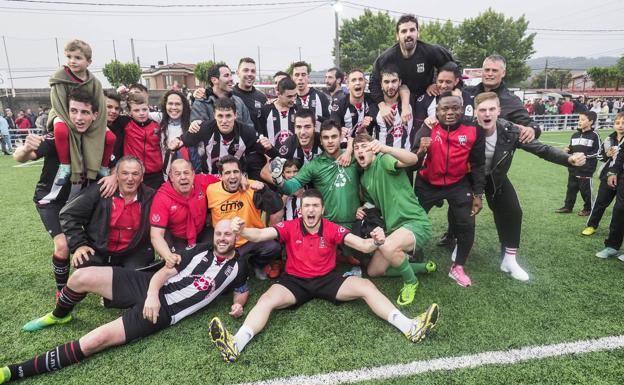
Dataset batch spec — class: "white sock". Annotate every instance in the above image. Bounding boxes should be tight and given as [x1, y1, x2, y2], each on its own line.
[387, 309, 412, 334]
[233, 325, 255, 352]
[503, 247, 518, 263]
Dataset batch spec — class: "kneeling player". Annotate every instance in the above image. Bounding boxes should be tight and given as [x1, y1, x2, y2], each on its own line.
[208, 189, 439, 363]
[0, 219, 248, 384]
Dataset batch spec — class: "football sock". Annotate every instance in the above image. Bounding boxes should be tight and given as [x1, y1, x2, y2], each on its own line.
[53, 286, 87, 318]
[52, 255, 70, 292]
[387, 309, 412, 334]
[7, 340, 85, 380]
[233, 325, 255, 353]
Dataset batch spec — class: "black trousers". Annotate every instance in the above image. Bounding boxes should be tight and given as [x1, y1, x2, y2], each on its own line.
[415, 177, 474, 266]
[605, 176, 624, 249]
[484, 175, 522, 249]
[446, 175, 523, 251]
[563, 170, 593, 211]
[587, 179, 617, 228]
[237, 239, 282, 268]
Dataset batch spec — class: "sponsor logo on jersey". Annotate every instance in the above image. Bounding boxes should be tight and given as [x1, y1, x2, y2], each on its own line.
[417, 63, 425, 73]
[220, 200, 244, 213]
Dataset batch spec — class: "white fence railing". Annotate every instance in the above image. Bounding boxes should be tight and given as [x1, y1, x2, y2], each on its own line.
[3, 128, 45, 148]
[532, 113, 619, 131]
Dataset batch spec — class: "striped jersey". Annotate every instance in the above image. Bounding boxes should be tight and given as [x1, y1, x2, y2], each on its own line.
[330, 93, 379, 139]
[295, 87, 330, 131]
[258, 103, 297, 146]
[163, 246, 248, 324]
[374, 102, 414, 150]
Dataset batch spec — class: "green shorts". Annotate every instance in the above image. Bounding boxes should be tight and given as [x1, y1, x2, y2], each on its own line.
[399, 220, 432, 254]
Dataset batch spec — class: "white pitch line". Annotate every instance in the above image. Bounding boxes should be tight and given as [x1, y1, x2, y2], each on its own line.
[237, 335, 624, 385]
[12, 159, 44, 167]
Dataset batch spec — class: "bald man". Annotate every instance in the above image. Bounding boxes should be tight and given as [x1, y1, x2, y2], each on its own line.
[4, 219, 248, 384]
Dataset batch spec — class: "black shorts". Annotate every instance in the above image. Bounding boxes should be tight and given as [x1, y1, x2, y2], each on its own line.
[74, 245, 156, 270]
[36, 202, 63, 238]
[109, 267, 171, 342]
[275, 271, 347, 306]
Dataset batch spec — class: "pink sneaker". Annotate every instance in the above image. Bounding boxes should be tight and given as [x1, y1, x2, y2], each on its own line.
[448, 264, 471, 287]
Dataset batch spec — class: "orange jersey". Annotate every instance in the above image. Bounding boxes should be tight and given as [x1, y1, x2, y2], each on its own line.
[207, 181, 265, 247]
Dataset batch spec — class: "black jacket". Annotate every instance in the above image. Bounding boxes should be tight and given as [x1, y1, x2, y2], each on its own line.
[468, 82, 541, 139]
[567, 129, 600, 177]
[59, 183, 155, 254]
[598, 132, 623, 180]
[486, 119, 570, 196]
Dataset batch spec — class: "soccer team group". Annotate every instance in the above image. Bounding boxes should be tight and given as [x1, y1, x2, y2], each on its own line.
[3, 13, 624, 383]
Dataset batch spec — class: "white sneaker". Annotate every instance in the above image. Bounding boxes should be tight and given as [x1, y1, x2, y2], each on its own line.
[596, 247, 619, 259]
[618, 255, 624, 262]
[500, 257, 529, 282]
[451, 245, 457, 262]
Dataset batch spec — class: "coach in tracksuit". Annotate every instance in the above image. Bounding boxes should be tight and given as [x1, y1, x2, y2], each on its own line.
[556, 111, 600, 216]
[412, 92, 485, 287]
[474, 92, 586, 281]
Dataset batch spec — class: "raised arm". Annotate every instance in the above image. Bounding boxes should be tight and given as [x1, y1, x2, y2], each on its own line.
[231, 216, 279, 243]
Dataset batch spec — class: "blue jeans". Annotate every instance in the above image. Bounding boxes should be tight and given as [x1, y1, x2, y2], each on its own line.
[1, 133, 11, 153]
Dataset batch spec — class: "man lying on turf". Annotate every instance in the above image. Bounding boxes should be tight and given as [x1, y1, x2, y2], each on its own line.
[0, 219, 248, 384]
[209, 188, 439, 363]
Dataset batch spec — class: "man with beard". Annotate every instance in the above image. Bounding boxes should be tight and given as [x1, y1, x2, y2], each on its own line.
[233, 57, 267, 128]
[412, 92, 485, 287]
[207, 155, 283, 279]
[262, 110, 324, 167]
[369, 14, 455, 127]
[191, 63, 253, 130]
[374, 66, 414, 150]
[2, 220, 248, 383]
[257, 77, 298, 147]
[208, 190, 440, 363]
[291, 61, 330, 130]
[324, 67, 346, 109]
[330, 69, 379, 141]
[413, 62, 474, 128]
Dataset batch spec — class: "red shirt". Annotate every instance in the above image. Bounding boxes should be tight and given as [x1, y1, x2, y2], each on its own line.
[150, 174, 220, 245]
[123, 119, 163, 174]
[418, 122, 478, 187]
[560, 101, 574, 115]
[107, 195, 141, 253]
[273, 218, 349, 278]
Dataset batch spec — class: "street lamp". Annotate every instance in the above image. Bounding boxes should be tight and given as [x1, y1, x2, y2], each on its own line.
[333, 1, 341, 67]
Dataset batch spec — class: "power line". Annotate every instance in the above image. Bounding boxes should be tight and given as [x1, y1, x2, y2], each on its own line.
[0, 0, 329, 7]
[342, 1, 624, 33]
[134, 4, 326, 42]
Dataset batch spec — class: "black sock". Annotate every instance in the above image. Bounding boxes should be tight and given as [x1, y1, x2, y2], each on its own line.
[8, 340, 85, 380]
[53, 286, 86, 318]
[52, 255, 70, 292]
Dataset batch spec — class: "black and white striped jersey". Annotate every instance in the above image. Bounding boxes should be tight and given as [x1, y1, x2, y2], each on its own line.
[258, 103, 297, 146]
[374, 102, 414, 150]
[272, 133, 323, 165]
[330, 93, 379, 138]
[295, 88, 330, 130]
[163, 246, 248, 325]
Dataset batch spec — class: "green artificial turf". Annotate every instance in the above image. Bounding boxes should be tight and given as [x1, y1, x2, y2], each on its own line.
[0, 129, 622, 384]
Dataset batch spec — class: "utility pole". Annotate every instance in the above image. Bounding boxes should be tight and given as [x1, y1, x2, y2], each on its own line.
[333, 1, 341, 67]
[130, 38, 136, 64]
[112, 40, 117, 61]
[544, 58, 548, 89]
[212, 44, 216, 62]
[54, 37, 61, 67]
[257, 46, 261, 82]
[298, 46, 302, 61]
[2, 36, 15, 97]
[165, 44, 169, 64]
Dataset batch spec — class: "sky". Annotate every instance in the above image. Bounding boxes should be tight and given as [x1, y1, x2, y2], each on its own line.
[0, 0, 622, 88]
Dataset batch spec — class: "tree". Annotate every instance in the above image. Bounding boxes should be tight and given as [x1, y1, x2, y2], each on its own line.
[587, 67, 611, 89]
[454, 9, 536, 85]
[530, 69, 572, 90]
[102, 60, 142, 87]
[194, 60, 225, 86]
[335, 9, 395, 72]
[419, 20, 459, 54]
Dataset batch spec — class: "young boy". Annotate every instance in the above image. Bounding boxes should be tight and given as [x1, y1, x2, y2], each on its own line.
[556, 111, 600, 216]
[281, 159, 303, 221]
[583, 112, 624, 235]
[109, 93, 164, 190]
[49, 40, 115, 186]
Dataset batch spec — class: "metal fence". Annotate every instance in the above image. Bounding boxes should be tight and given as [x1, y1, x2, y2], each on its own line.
[3, 128, 45, 149]
[532, 113, 619, 131]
